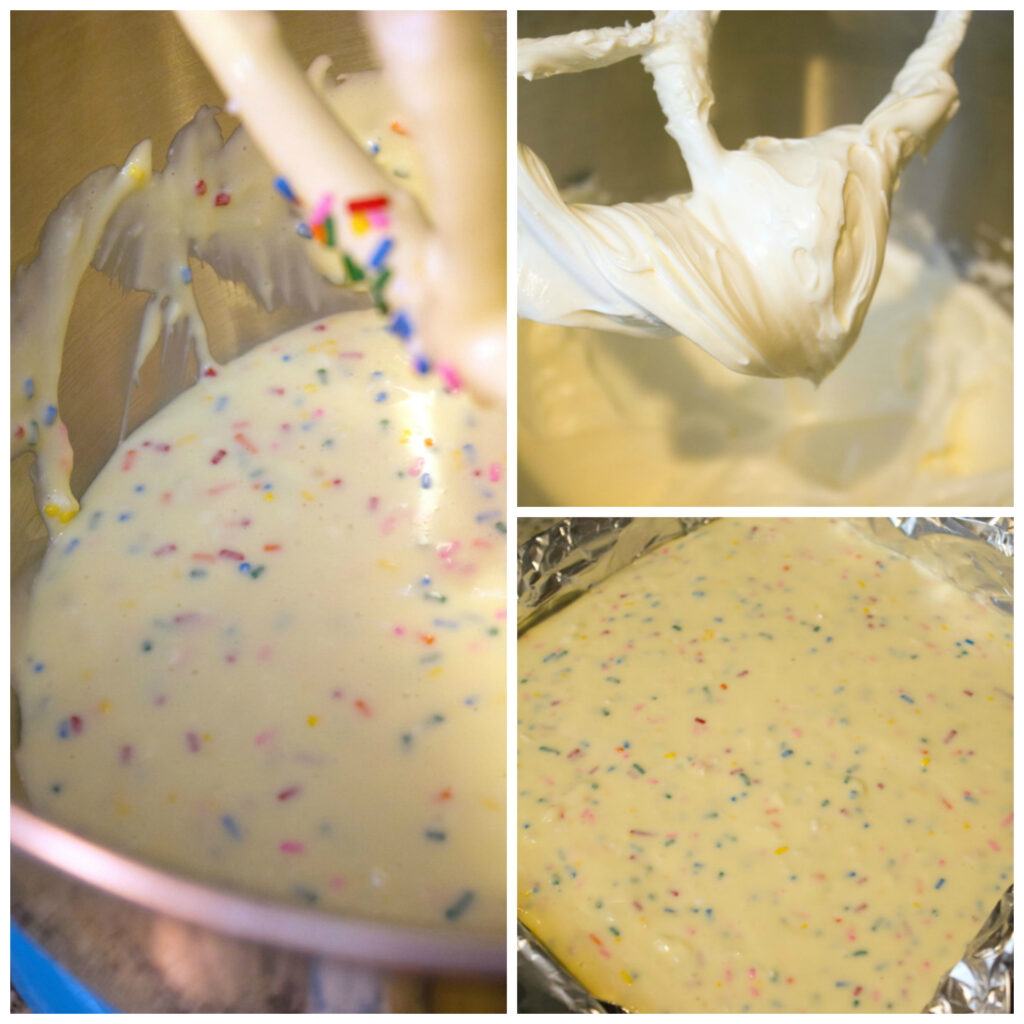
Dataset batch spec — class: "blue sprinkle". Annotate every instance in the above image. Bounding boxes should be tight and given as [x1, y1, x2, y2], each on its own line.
[273, 175, 297, 202]
[899, 694, 915, 704]
[935, 878, 946, 890]
[23, 379, 34, 399]
[375, 391, 388, 403]
[781, 749, 794, 758]
[282, 354, 292, 362]
[43, 405, 58, 427]
[33, 662, 44, 673]
[57, 720, 70, 739]
[134, 484, 145, 493]
[239, 562, 251, 573]
[387, 311, 413, 340]
[414, 356, 430, 375]
[424, 829, 447, 842]
[118, 512, 132, 522]
[64, 538, 79, 555]
[369, 237, 393, 270]
[221, 814, 242, 839]
[444, 890, 475, 921]
[964, 638, 975, 645]
[214, 395, 229, 412]
[421, 473, 431, 489]
[296, 221, 312, 239]
[367, 140, 380, 155]
[421, 576, 431, 586]
[180, 266, 193, 285]
[433, 619, 459, 629]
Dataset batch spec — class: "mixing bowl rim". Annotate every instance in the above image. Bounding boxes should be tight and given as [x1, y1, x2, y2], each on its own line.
[11, 803, 506, 975]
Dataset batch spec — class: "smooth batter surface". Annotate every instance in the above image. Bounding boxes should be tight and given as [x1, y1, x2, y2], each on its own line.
[519, 231, 1012, 506]
[518, 519, 1012, 1012]
[16, 311, 506, 930]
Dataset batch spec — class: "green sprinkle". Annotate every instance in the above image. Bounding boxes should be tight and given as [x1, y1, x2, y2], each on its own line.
[343, 254, 365, 283]
[316, 368, 328, 385]
[539, 745, 560, 755]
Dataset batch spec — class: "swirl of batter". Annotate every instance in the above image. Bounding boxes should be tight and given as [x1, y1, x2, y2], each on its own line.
[518, 11, 969, 383]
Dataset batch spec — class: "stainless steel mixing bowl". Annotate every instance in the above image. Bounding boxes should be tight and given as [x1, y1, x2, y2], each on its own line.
[517, 10, 1013, 506]
[11, 11, 506, 1012]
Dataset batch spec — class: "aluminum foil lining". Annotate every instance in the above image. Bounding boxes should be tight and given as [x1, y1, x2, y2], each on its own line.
[517, 516, 1013, 1014]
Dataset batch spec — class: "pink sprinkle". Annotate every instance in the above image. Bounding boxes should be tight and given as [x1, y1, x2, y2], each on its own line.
[337, 351, 364, 359]
[308, 192, 333, 227]
[329, 875, 347, 890]
[280, 841, 305, 854]
[495, 609, 507, 620]
[331, 688, 344, 699]
[211, 449, 227, 464]
[186, 731, 201, 752]
[314, 324, 327, 332]
[258, 645, 273, 661]
[988, 839, 1001, 852]
[380, 516, 396, 535]
[368, 496, 379, 511]
[153, 544, 177, 557]
[254, 729, 276, 747]
[393, 626, 405, 636]
[1000, 813, 1013, 828]
[488, 462, 502, 483]
[436, 360, 462, 391]
[408, 457, 424, 477]
[277, 786, 301, 801]
[581, 808, 595, 823]
[119, 745, 133, 765]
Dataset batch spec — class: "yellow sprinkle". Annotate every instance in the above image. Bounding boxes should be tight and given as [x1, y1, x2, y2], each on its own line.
[922, 757, 930, 766]
[176, 434, 197, 446]
[203, 732, 211, 742]
[126, 163, 147, 183]
[352, 211, 370, 234]
[304, 383, 316, 394]
[115, 800, 131, 816]
[166, 793, 178, 804]
[98, 699, 112, 713]
[664, 752, 677, 759]
[377, 559, 398, 570]
[620, 971, 633, 985]
[59, 509, 78, 524]
[800, 922, 808, 929]
[774, 846, 789, 855]
[307, 715, 319, 727]
[429, 666, 443, 678]
[963, 822, 970, 829]
[399, 429, 411, 445]
[43, 503, 59, 518]
[301, 490, 315, 502]
[263, 491, 275, 502]
[858, 580, 866, 588]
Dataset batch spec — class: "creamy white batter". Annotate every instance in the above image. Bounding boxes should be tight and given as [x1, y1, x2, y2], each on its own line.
[518, 518, 1012, 1012]
[518, 12, 968, 383]
[519, 229, 1012, 506]
[16, 311, 506, 928]
[13, 64, 506, 932]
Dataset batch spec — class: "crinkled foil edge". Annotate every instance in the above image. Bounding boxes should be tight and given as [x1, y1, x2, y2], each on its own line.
[517, 517, 1013, 1014]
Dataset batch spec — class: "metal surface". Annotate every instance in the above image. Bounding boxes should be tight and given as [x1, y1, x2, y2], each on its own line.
[516, 10, 1013, 506]
[11, 10, 506, 1012]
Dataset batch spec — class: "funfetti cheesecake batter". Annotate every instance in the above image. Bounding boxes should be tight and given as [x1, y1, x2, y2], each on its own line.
[518, 518, 1012, 1012]
[13, 51, 506, 931]
[16, 310, 506, 929]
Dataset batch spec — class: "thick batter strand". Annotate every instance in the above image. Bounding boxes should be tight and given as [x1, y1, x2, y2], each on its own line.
[518, 518, 1011, 1012]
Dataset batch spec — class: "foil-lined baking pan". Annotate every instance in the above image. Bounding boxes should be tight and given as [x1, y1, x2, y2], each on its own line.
[517, 517, 1013, 1014]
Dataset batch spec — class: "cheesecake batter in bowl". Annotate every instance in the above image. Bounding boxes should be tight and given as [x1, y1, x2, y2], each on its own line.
[12, 11, 506, 1012]
[517, 12, 1012, 506]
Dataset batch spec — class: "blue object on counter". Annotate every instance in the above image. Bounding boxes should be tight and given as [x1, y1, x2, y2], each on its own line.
[11, 919, 119, 1013]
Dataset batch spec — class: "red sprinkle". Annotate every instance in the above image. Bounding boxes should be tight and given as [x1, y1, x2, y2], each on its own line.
[70, 715, 84, 734]
[122, 449, 137, 471]
[219, 549, 245, 561]
[211, 449, 227, 465]
[346, 195, 389, 213]
[203, 367, 218, 377]
[194, 179, 207, 196]
[695, 717, 706, 724]
[119, 745, 134, 765]
[214, 192, 231, 207]
[153, 544, 177, 557]
[277, 786, 301, 801]
[14, 426, 25, 439]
